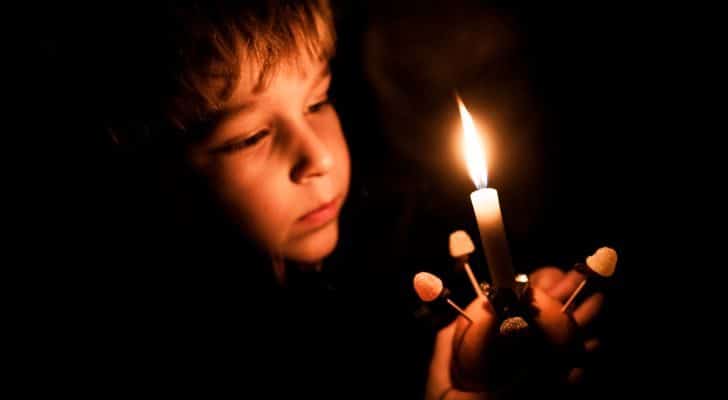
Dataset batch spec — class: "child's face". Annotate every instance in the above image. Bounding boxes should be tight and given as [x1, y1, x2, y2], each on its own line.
[188, 57, 350, 263]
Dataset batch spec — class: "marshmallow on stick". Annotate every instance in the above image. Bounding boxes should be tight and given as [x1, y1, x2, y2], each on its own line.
[561, 247, 618, 313]
[449, 230, 484, 297]
[414, 272, 473, 322]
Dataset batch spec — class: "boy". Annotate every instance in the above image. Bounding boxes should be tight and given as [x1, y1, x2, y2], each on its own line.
[104, 0, 347, 276]
[85, 1, 603, 398]
[93, 1, 424, 396]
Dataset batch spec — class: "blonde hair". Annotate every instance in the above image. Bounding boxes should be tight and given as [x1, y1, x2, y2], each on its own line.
[107, 0, 335, 145]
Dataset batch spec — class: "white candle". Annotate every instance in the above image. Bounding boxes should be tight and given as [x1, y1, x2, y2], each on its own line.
[458, 96, 515, 290]
[470, 188, 514, 289]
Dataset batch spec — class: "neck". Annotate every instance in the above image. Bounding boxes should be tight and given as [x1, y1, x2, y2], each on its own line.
[272, 257, 324, 286]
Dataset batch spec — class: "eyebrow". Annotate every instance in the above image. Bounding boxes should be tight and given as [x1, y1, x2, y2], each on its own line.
[203, 64, 332, 146]
[214, 100, 257, 125]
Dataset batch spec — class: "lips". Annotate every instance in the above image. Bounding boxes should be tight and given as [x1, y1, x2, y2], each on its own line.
[297, 195, 342, 227]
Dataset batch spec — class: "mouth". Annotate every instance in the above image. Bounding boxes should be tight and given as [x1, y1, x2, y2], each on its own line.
[297, 195, 343, 228]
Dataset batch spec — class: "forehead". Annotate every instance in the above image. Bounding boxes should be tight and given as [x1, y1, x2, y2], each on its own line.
[226, 55, 329, 105]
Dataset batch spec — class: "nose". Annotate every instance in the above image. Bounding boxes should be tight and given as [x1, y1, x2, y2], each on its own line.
[289, 122, 334, 184]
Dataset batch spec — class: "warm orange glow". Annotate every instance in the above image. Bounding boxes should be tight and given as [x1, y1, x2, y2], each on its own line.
[457, 96, 488, 189]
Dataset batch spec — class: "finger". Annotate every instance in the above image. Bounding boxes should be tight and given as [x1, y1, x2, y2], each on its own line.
[528, 266, 565, 291]
[426, 323, 457, 400]
[530, 287, 578, 346]
[432, 322, 456, 367]
[548, 269, 588, 303]
[572, 292, 605, 327]
[453, 297, 498, 367]
[427, 323, 492, 400]
[448, 297, 499, 392]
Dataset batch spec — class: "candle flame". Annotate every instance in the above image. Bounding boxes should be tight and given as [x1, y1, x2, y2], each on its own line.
[457, 95, 488, 189]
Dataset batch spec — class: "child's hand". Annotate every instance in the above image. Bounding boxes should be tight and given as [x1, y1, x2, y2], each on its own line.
[425, 266, 604, 399]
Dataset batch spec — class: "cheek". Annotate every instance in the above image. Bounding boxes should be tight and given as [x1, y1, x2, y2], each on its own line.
[338, 132, 351, 177]
[319, 114, 351, 189]
[211, 159, 294, 250]
[330, 135, 350, 189]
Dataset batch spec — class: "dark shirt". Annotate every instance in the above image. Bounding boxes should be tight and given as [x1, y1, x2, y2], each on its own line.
[51, 167, 444, 398]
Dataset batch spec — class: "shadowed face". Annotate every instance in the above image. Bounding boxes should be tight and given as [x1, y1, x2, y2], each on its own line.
[188, 57, 350, 264]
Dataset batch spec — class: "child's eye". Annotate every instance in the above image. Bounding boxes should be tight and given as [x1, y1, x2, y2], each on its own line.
[213, 129, 270, 154]
[306, 98, 331, 114]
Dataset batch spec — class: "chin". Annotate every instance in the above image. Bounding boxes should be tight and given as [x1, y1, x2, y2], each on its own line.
[285, 220, 340, 263]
